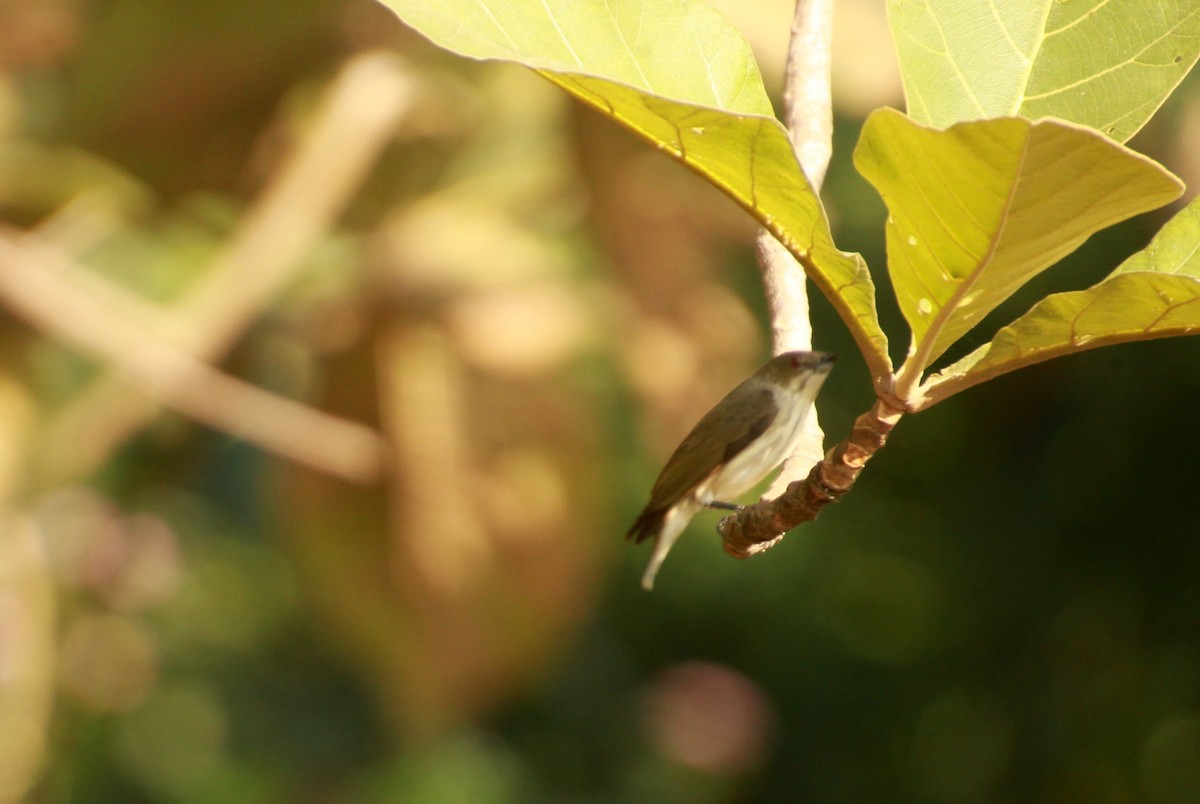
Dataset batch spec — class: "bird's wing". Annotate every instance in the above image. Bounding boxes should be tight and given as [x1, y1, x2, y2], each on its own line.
[626, 506, 666, 544]
[647, 384, 777, 510]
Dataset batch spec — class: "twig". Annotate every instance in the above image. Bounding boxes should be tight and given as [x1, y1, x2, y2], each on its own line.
[756, 0, 835, 493]
[720, 398, 902, 556]
[779, 0, 836, 190]
[722, 0, 906, 555]
[0, 233, 388, 483]
[35, 51, 416, 485]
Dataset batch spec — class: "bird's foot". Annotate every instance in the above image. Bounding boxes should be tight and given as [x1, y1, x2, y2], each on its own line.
[707, 501, 743, 512]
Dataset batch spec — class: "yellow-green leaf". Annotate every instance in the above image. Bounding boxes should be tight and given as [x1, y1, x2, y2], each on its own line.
[380, 0, 773, 114]
[889, 0, 1051, 126]
[1109, 196, 1200, 278]
[889, 0, 1200, 143]
[375, 0, 894, 382]
[922, 196, 1200, 407]
[853, 109, 1183, 384]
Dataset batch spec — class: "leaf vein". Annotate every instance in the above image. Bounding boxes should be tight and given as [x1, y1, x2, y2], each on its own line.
[539, 0, 585, 68]
[1025, 11, 1200, 101]
[473, 0, 521, 50]
[603, 0, 651, 87]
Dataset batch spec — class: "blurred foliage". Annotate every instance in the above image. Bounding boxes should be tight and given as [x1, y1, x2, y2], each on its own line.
[0, 1, 1198, 803]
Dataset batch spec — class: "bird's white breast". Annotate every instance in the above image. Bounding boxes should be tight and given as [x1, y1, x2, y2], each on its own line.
[698, 383, 813, 504]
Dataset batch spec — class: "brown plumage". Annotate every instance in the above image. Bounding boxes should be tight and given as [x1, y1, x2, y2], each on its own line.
[627, 385, 776, 544]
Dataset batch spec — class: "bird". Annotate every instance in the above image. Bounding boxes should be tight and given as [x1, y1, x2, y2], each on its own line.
[627, 351, 836, 589]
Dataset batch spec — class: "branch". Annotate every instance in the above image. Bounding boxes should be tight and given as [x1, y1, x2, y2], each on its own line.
[0, 233, 388, 483]
[756, 0, 835, 493]
[780, 0, 836, 190]
[35, 51, 416, 485]
[719, 398, 903, 556]
[722, 2, 910, 556]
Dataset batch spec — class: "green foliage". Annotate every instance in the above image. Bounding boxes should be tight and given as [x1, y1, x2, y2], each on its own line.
[853, 110, 1184, 392]
[379, 0, 771, 111]
[375, 0, 893, 384]
[927, 197, 1200, 403]
[889, 0, 1200, 143]
[379, 0, 1199, 408]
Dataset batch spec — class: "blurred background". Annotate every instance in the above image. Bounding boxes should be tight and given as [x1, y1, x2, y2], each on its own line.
[1, 0, 1199, 801]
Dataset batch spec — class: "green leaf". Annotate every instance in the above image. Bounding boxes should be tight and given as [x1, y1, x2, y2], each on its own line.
[379, 0, 774, 114]
[375, 0, 894, 382]
[889, 0, 1200, 143]
[853, 109, 1183, 387]
[889, 0, 1051, 126]
[1109, 196, 1200, 278]
[922, 197, 1200, 407]
[542, 74, 892, 378]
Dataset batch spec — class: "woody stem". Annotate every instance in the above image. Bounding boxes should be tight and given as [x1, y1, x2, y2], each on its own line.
[717, 398, 904, 557]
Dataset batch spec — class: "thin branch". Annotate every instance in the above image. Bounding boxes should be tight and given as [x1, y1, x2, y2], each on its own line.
[720, 398, 904, 556]
[781, 0, 835, 190]
[721, 1, 908, 554]
[0, 233, 388, 483]
[757, 0, 835, 494]
[35, 51, 416, 485]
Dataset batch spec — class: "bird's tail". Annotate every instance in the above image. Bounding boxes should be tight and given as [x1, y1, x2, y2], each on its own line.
[636, 500, 700, 591]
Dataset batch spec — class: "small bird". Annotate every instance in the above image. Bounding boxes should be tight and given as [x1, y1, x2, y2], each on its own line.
[627, 351, 836, 589]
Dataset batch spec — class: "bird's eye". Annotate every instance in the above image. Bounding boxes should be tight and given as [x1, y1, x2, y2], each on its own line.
[790, 356, 800, 368]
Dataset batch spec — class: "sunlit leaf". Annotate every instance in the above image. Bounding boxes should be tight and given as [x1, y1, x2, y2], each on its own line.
[1109, 196, 1200, 278]
[375, 0, 894, 381]
[853, 109, 1183, 380]
[888, 0, 1050, 126]
[922, 197, 1200, 407]
[889, 0, 1200, 143]
[380, 0, 773, 113]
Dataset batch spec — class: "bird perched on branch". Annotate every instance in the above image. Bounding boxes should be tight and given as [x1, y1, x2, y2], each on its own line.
[628, 351, 836, 589]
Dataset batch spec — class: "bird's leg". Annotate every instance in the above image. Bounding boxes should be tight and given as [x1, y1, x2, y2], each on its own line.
[707, 501, 744, 512]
